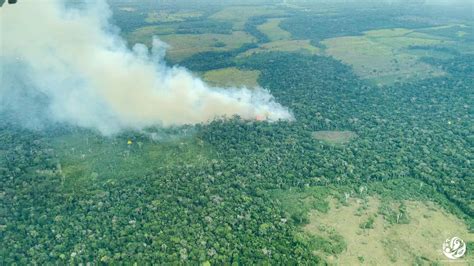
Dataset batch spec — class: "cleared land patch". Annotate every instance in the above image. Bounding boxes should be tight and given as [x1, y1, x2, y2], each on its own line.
[403, 47, 456, 60]
[312, 130, 357, 145]
[159, 32, 255, 61]
[304, 197, 473, 265]
[203, 67, 261, 88]
[321, 28, 449, 85]
[127, 30, 255, 62]
[126, 25, 178, 44]
[257, 18, 292, 41]
[416, 24, 472, 41]
[210, 6, 286, 30]
[239, 40, 320, 57]
[145, 10, 203, 23]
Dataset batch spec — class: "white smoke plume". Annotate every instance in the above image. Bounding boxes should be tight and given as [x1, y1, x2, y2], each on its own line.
[0, 0, 292, 134]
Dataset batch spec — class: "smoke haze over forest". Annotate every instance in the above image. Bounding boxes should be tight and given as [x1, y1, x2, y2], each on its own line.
[0, 0, 292, 134]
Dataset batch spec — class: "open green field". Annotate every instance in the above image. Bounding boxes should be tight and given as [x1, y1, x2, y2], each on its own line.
[257, 18, 292, 41]
[321, 24, 474, 85]
[321, 28, 449, 85]
[209, 6, 287, 30]
[312, 131, 357, 145]
[403, 48, 456, 60]
[239, 40, 320, 57]
[416, 24, 472, 41]
[126, 25, 178, 44]
[127, 30, 255, 62]
[145, 10, 203, 23]
[304, 197, 474, 265]
[202, 67, 261, 88]
[159, 31, 255, 61]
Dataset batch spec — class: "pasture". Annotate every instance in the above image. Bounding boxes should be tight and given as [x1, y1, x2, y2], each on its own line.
[210, 6, 286, 30]
[256, 18, 292, 41]
[305, 197, 473, 265]
[239, 40, 320, 57]
[203, 67, 261, 88]
[321, 28, 449, 85]
[127, 30, 255, 62]
[145, 10, 203, 23]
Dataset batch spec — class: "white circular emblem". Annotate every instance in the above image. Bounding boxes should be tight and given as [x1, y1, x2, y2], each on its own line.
[442, 237, 466, 260]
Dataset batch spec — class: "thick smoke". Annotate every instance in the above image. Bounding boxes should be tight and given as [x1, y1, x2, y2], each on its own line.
[0, 0, 292, 134]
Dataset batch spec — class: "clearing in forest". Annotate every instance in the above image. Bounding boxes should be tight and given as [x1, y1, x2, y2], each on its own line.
[312, 131, 357, 145]
[126, 25, 178, 44]
[145, 10, 203, 23]
[304, 197, 474, 265]
[128, 31, 255, 62]
[239, 40, 320, 57]
[158, 32, 255, 62]
[415, 24, 472, 42]
[209, 6, 286, 30]
[321, 27, 449, 85]
[203, 67, 261, 88]
[257, 18, 292, 41]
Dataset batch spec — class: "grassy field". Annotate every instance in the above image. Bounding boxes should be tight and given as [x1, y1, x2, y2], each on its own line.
[209, 5, 286, 30]
[145, 10, 203, 23]
[127, 30, 255, 62]
[126, 25, 179, 44]
[312, 131, 357, 145]
[321, 28, 449, 85]
[160, 31, 255, 61]
[403, 48, 456, 60]
[239, 40, 320, 57]
[416, 24, 472, 41]
[256, 18, 292, 41]
[202, 67, 261, 88]
[321, 25, 474, 84]
[304, 197, 474, 265]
